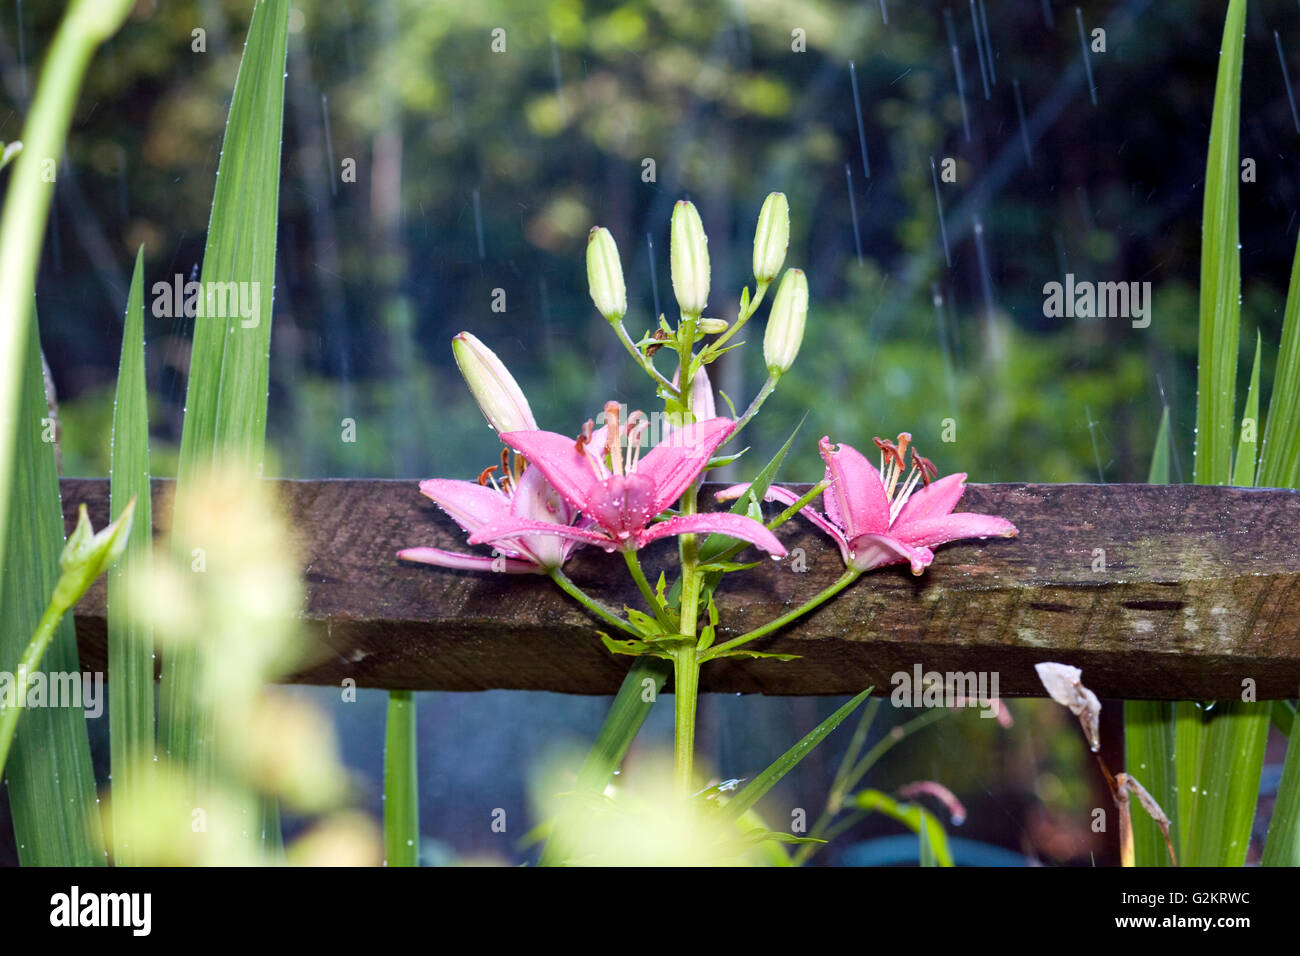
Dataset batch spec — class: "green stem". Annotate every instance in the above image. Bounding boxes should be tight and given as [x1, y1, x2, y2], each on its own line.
[615, 321, 677, 393]
[622, 549, 673, 631]
[731, 375, 778, 441]
[383, 690, 419, 867]
[549, 568, 640, 637]
[0, 0, 135, 588]
[672, 644, 699, 794]
[0, 597, 69, 782]
[703, 569, 861, 660]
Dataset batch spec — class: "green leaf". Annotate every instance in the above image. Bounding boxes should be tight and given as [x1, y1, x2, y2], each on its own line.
[721, 688, 872, 822]
[0, 320, 103, 865]
[1193, 0, 1246, 486]
[1147, 406, 1171, 485]
[383, 690, 419, 866]
[1232, 332, 1261, 486]
[1174, 701, 1269, 866]
[1273, 700, 1297, 739]
[698, 417, 802, 564]
[538, 659, 671, 865]
[1260, 229, 1300, 487]
[1263, 700, 1300, 865]
[707, 649, 801, 662]
[1125, 416, 1179, 866]
[1123, 701, 1179, 867]
[108, 247, 154, 866]
[852, 790, 954, 867]
[160, 0, 290, 773]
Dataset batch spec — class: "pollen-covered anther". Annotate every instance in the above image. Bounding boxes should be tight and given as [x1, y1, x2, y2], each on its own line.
[912, 450, 938, 487]
[476, 465, 499, 487]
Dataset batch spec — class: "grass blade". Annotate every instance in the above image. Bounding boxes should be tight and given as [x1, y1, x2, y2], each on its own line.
[107, 247, 153, 866]
[160, 0, 290, 772]
[1174, 701, 1269, 866]
[538, 658, 670, 866]
[1263, 703, 1300, 865]
[1193, 0, 1246, 486]
[0, 321, 102, 865]
[852, 790, 954, 867]
[1124, 408, 1178, 865]
[1232, 332, 1261, 486]
[383, 690, 419, 866]
[722, 688, 872, 822]
[1259, 230, 1300, 487]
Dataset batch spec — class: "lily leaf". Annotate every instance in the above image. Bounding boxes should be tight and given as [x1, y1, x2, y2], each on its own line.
[721, 688, 872, 822]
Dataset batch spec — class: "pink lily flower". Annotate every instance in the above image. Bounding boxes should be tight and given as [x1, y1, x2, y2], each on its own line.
[717, 434, 1016, 575]
[398, 456, 587, 574]
[468, 402, 786, 557]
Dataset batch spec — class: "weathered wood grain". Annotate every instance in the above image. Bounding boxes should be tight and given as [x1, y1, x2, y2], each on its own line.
[61, 478, 1300, 698]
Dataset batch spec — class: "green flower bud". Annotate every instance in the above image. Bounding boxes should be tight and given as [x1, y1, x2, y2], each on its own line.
[452, 332, 538, 434]
[670, 200, 710, 317]
[697, 317, 729, 335]
[586, 227, 626, 322]
[752, 192, 789, 283]
[54, 499, 136, 610]
[763, 268, 808, 377]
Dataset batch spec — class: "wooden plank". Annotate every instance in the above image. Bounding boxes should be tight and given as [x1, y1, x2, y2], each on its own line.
[60, 477, 1300, 699]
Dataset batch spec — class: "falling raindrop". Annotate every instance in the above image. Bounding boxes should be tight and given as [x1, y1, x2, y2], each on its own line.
[848, 62, 871, 179]
[1075, 7, 1098, 106]
[845, 164, 863, 266]
[929, 157, 951, 268]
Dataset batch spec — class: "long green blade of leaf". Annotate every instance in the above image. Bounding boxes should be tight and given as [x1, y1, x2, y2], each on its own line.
[722, 688, 872, 822]
[1193, 0, 1246, 486]
[1174, 701, 1268, 866]
[1232, 333, 1261, 486]
[0, 320, 102, 865]
[160, 0, 290, 772]
[1263, 701, 1300, 865]
[537, 658, 670, 866]
[107, 247, 153, 866]
[1124, 410, 1178, 865]
[1259, 230, 1300, 487]
[853, 790, 954, 867]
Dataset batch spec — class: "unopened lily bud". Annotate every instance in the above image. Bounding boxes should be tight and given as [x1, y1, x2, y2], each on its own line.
[752, 192, 789, 283]
[54, 499, 136, 610]
[763, 268, 808, 377]
[697, 317, 729, 335]
[586, 227, 626, 322]
[452, 331, 538, 434]
[670, 200, 710, 316]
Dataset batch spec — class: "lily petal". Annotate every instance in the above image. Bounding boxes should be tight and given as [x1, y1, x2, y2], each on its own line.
[468, 516, 615, 551]
[895, 513, 1019, 550]
[636, 511, 787, 557]
[418, 479, 512, 534]
[397, 547, 541, 574]
[847, 533, 934, 575]
[500, 429, 603, 510]
[636, 417, 735, 514]
[716, 481, 850, 563]
[892, 472, 968, 528]
[819, 437, 890, 538]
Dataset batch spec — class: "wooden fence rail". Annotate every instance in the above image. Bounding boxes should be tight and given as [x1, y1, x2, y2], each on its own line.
[60, 477, 1300, 699]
